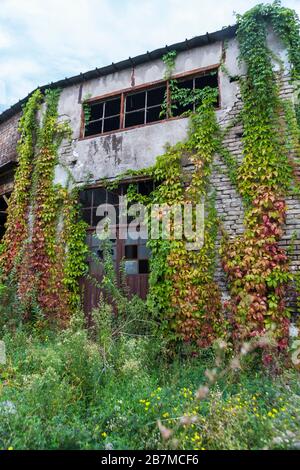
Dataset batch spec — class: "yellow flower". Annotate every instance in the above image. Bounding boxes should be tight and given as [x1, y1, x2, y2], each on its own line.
[162, 412, 169, 418]
[101, 432, 107, 438]
[272, 408, 278, 414]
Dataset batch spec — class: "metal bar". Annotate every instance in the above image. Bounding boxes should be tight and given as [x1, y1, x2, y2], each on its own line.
[120, 93, 125, 129]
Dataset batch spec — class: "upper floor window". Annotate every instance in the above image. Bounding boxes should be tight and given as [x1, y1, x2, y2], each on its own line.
[83, 68, 219, 138]
[85, 96, 121, 137]
[125, 86, 167, 128]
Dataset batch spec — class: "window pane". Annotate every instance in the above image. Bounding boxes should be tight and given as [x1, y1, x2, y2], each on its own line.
[172, 78, 194, 117]
[81, 208, 92, 225]
[138, 244, 151, 259]
[125, 260, 138, 275]
[139, 260, 149, 274]
[125, 110, 145, 128]
[93, 188, 107, 206]
[103, 116, 120, 133]
[92, 208, 106, 227]
[105, 97, 121, 117]
[146, 106, 162, 123]
[126, 91, 146, 112]
[91, 234, 100, 248]
[147, 86, 166, 107]
[90, 102, 104, 121]
[125, 245, 138, 259]
[178, 78, 194, 90]
[138, 180, 154, 196]
[195, 72, 218, 90]
[79, 189, 93, 207]
[85, 120, 102, 137]
[172, 103, 193, 117]
[107, 190, 119, 205]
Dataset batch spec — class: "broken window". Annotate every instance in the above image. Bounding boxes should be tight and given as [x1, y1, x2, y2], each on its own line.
[124, 237, 150, 275]
[82, 68, 219, 137]
[80, 187, 121, 227]
[80, 180, 154, 228]
[84, 96, 121, 137]
[124, 85, 166, 128]
[172, 70, 219, 117]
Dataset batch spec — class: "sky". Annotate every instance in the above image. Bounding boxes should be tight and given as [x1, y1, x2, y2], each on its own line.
[0, 0, 299, 112]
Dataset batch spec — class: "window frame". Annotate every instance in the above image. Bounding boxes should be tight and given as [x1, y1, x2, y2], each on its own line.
[80, 64, 220, 139]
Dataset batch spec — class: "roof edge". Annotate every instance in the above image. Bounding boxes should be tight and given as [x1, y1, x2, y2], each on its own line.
[0, 24, 237, 124]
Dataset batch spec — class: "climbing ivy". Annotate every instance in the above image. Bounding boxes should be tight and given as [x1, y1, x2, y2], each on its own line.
[62, 187, 89, 310]
[160, 51, 217, 119]
[0, 90, 43, 274]
[221, 1, 300, 358]
[122, 88, 224, 347]
[2, 88, 88, 324]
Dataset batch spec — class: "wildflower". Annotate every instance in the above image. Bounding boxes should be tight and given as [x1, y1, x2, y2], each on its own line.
[162, 412, 169, 418]
[101, 432, 107, 438]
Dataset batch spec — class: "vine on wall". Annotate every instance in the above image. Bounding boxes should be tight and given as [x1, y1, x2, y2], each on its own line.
[221, 1, 300, 357]
[1, 88, 88, 324]
[1, 1, 300, 347]
[124, 88, 224, 347]
[0, 90, 43, 273]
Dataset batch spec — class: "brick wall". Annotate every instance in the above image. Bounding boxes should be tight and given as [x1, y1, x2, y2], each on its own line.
[211, 75, 300, 314]
[0, 113, 20, 169]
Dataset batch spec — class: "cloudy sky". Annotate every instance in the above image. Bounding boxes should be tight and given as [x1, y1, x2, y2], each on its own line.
[0, 0, 299, 112]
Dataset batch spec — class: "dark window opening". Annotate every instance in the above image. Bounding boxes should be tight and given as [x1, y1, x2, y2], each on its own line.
[139, 259, 149, 274]
[83, 70, 219, 137]
[80, 187, 122, 228]
[138, 180, 154, 196]
[124, 85, 166, 128]
[172, 71, 219, 117]
[84, 96, 121, 137]
[125, 245, 138, 259]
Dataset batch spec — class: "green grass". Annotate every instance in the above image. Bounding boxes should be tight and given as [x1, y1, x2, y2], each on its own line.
[0, 325, 299, 450]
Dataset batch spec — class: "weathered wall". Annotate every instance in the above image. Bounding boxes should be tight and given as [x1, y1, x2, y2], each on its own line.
[0, 113, 20, 169]
[0, 26, 299, 313]
[210, 74, 300, 314]
[56, 37, 242, 185]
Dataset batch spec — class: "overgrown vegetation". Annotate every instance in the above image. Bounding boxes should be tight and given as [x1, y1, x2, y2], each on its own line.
[0, 0, 300, 451]
[221, 1, 300, 357]
[0, 89, 88, 324]
[0, 320, 299, 450]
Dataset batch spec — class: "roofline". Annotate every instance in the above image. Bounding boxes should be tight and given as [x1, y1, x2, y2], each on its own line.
[0, 24, 237, 124]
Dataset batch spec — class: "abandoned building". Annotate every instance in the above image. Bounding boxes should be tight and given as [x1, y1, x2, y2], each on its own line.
[0, 21, 299, 318]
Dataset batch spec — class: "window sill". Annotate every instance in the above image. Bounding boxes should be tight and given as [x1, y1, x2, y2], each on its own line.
[79, 114, 191, 141]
